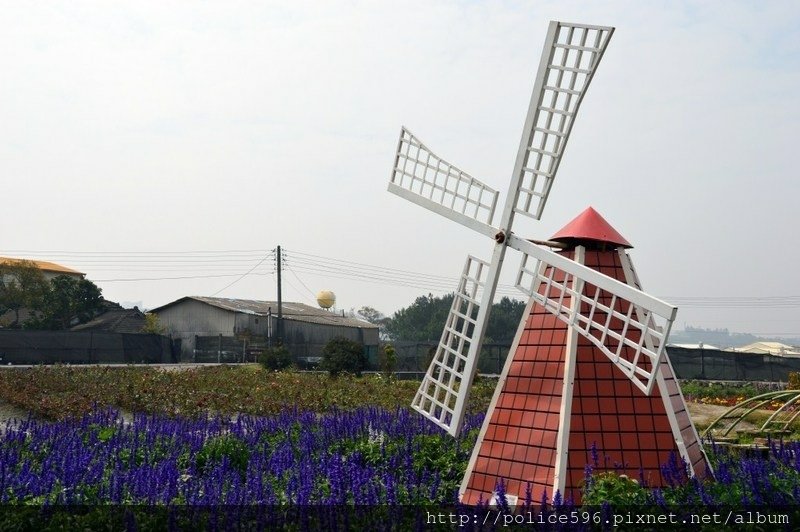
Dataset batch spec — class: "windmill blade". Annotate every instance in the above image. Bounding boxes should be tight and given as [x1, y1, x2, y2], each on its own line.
[412, 255, 492, 436]
[510, 22, 614, 221]
[389, 127, 499, 238]
[508, 235, 676, 395]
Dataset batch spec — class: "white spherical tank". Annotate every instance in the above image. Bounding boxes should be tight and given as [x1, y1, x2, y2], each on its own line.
[316, 290, 336, 309]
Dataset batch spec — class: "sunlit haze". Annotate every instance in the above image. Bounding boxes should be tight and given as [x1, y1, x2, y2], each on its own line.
[2, 1, 798, 336]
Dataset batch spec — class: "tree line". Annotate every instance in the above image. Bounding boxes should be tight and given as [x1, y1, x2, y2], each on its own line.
[1, 259, 527, 340]
[0, 260, 104, 330]
[355, 294, 526, 344]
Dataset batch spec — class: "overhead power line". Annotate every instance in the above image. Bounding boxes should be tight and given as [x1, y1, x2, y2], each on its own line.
[4, 247, 800, 309]
[0, 249, 273, 255]
[211, 252, 275, 297]
[286, 266, 318, 300]
[95, 272, 274, 282]
[282, 248, 520, 297]
[663, 296, 800, 308]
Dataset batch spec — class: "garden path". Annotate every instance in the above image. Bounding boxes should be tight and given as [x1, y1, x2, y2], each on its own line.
[0, 399, 36, 431]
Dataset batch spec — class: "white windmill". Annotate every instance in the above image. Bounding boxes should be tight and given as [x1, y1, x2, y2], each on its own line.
[388, 21, 710, 503]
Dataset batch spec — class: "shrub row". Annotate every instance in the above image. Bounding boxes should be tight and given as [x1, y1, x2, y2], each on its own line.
[0, 365, 497, 421]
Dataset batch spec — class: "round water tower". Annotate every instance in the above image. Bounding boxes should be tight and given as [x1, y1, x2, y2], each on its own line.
[316, 290, 336, 310]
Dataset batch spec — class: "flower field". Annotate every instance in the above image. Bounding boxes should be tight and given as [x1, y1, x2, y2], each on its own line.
[3, 406, 800, 529]
[1, 366, 800, 529]
[580, 440, 800, 506]
[680, 381, 776, 408]
[1, 407, 482, 505]
[0, 406, 484, 529]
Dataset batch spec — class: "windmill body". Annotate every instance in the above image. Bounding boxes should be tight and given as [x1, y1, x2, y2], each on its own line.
[386, 20, 712, 506]
[460, 207, 708, 504]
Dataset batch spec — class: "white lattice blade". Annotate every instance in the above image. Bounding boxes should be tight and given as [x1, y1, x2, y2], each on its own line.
[412, 255, 490, 435]
[509, 22, 614, 221]
[509, 235, 675, 394]
[389, 127, 500, 231]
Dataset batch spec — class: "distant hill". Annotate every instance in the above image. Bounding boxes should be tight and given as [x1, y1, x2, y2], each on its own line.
[669, 325, 800, 349]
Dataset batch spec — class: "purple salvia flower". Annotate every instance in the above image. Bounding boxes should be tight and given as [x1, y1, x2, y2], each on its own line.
[494, 478, 510, 513]
[524, 481, 533, 509]
[552, 489, 562, 507]
[590, 441, 599, 467]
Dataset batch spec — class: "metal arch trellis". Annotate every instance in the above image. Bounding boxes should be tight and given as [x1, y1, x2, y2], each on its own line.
[703, 390, 800, 437]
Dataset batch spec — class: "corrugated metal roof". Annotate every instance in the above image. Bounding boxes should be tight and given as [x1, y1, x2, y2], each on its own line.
[736, 341, 800, 356]
[668, 343, 721, 350]
[0, 256, 85, 276]
[71, 308, 146, 333]
[152, 296, 379, 329]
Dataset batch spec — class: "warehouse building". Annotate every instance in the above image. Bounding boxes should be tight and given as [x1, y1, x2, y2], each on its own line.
[149, 296, 379, 363]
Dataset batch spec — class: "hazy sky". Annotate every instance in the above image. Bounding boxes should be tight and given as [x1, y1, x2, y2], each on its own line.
[2, 1, 798, 336]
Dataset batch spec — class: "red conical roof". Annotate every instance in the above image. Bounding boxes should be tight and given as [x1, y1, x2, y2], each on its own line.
[550, 206, 632, 249]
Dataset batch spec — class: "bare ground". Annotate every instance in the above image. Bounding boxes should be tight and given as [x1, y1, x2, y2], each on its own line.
[687, 401, 776, 435]
[0, 400, 35, 431]
[686, 401, 732, 427]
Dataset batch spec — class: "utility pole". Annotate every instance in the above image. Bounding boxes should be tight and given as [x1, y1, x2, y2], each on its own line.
[276, 245, 283, 345]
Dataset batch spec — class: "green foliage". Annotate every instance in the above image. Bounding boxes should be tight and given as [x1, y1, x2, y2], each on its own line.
[258, 344, 293, 371]
[195, 434, 249, 474]
[85, 424, 116, 444]
[385, 294, 450, 342]
[379, 344, 397, 378]
[385, 293, 525, 343]
[789, 372, 800, 390]
[259, 421, 303, 453]
[0, 259, 48, 328]
[582, 472, 650, 505]
[321, 336, 366, 376]
[24, 275, 104, 330]
[329, 425, 476, 505]
[357, 306, 385, 324]
[356, 306, 390, 337]
[486, 297, 526, 343]
[335, 432, 401, 467]
[411, 433, 462, 477]
[140, 313, 166, 334]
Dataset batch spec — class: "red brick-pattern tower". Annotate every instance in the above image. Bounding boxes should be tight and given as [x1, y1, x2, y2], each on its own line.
[460, 208, 710, 505]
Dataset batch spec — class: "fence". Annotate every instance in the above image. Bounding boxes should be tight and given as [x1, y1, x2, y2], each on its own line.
[666, 347, 800, 382]
[193, 335, 380, 366]
[0, 330, 176, 365]
[7, 330, 795, 382]
[391, 343, 800, 382]
[193, 335, 265, 363]
[391, 342, 511, 375]
[193, 338, 494, 369]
